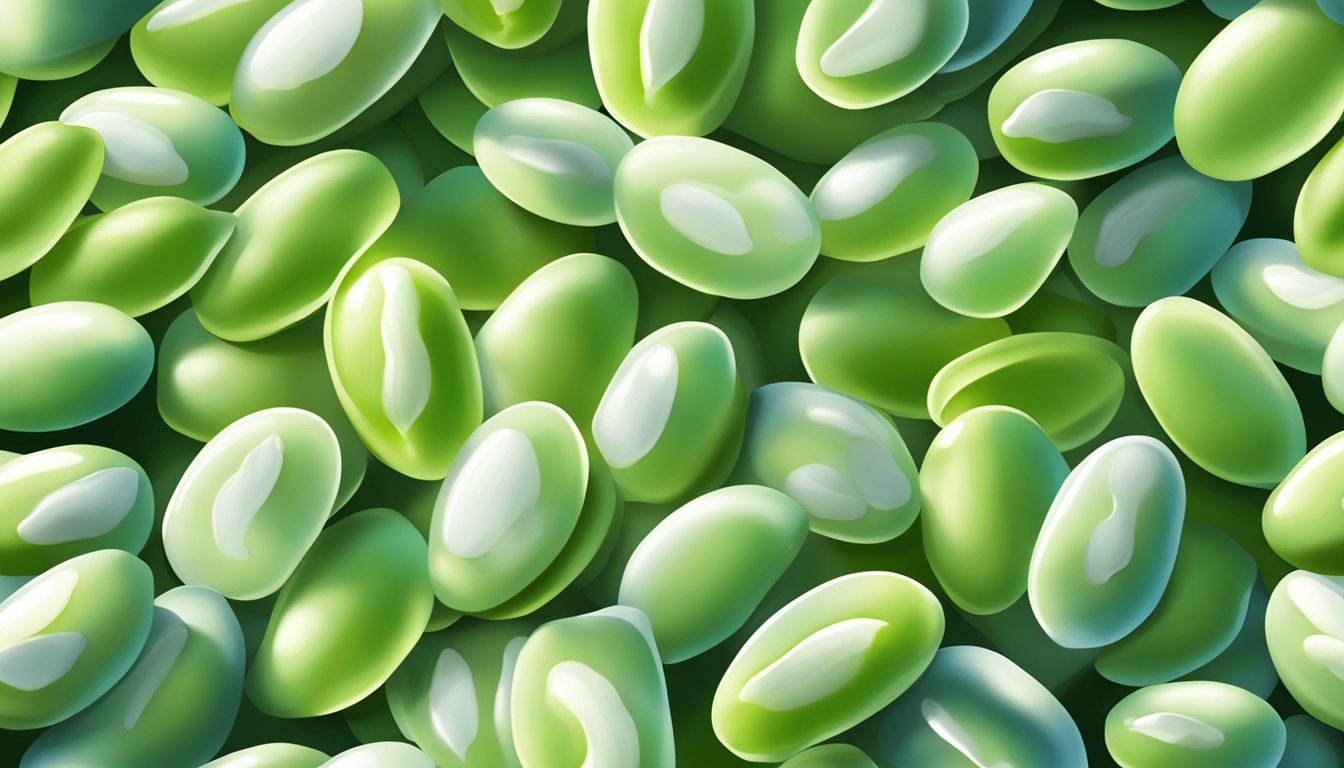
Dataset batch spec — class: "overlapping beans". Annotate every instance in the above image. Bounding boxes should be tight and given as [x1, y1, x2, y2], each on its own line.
[2, 1, 1344, 767]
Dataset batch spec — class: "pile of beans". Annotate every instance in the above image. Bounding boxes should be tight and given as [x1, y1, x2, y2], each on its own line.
[2, 0, 1344, 766]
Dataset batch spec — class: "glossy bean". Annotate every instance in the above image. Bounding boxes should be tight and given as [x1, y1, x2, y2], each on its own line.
[1029, 436, 1185, 649]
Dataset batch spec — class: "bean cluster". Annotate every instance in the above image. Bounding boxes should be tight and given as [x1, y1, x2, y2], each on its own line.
[1, 1, 1343, 767]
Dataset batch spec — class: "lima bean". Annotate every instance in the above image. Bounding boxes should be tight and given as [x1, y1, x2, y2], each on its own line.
[325, 257, 483, 480]
[0, 550, 154, 730]
[1265, 570, 1344, 730]
[732, 382, 921, 544]
[1029, 436, 1185, 649]
[1176, 0, 1344, 180]
[1068, 156, 1252, 307]
[0, 122, 104, 282]
[29, 197, 236, 318]
[795, 0, 969, 109]
[162, 408, 342, 601]
[1105, 681, 1284, 768]
[474, 98, 633, 226]
[868, 645, 1087, 768]
[511, 606, 675, 768]
[593, 322, 746, 504]
[618, 486, 808, 663]
[60, 86, 246, 210]
[988, 39, 1180, 180]
[0, 0, 156, 80]
[1265, 432, 1344, 573]
[1212, 238, 1344, 374]
[927, 332, 1130, 451]
[0, 302, 153, 433]
[921, 406, 1068, 615]
[588, 0, 754, 136]
[191, 150, 400, 342]
[245, 509, 433, 718]
[712, 571, 944, 762]
[921, 182, 1078, 318]
[0, 445, 154, 577]
[811, 122, 979, 262]
[614, 136, 821, 300]
[21, 585, 245, 768]
[1132, 296, 1306, 488]
[230, 0, 442, 145]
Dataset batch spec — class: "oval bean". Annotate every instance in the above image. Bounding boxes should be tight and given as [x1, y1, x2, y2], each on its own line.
[733, 382, 920, 543]
[618, 486, 808, 663]
[589, 0, 754, 136]
[1069, 156, 1252, 307]
[512, 606, 675, 768]
[1029, 436, 1185, 649]
[325, 257, 482, 480]
[245, 509, 433, 717]
[1132, 296, 1305, 488]
[1176, 0, 1344, 180]
[1105, 681, 1284, 768]
[593, 322, 745, 504]
[921, 182, 1078, 317]
[230, 0, 442, 145]
[796, 0, 969, 109]
[0, 550, 153, 730]
[21, 585, 245, 768]
[474, 98, 633, 226]
[869, 645, 1087, 768]
[30, 197, 235, 317]
[0, 302, 153, 433]
[60, 86, 245, 209]
[989, 39, 1180, 179]
[1265, 570, 1344, 730]
[428, 402, 588, 614]
[1211, 238, 1344, 374]
[162, 408, 342, 601]
[922, 406, 1068, 615]
[1265, 432, 1344, 573]
[614, 136, 821, 300]
[191, 150, 400, 342]
[928, 332, 1130, 451]
[0, 445, 153, 577]
[811, 122, 978, 262]
[0, 122, 104, 282]
[0, 0, 156, 80]
[712, 571, 944, 762]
